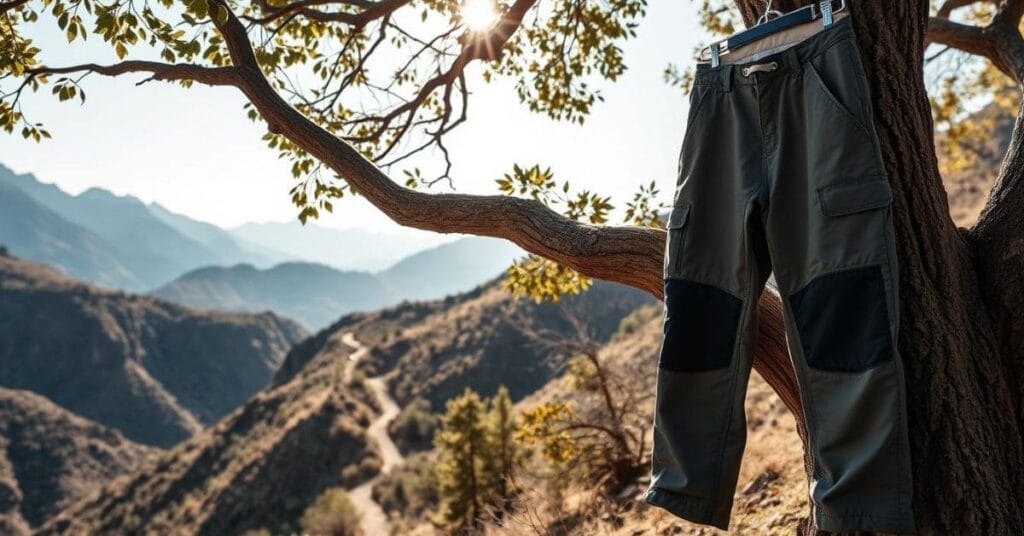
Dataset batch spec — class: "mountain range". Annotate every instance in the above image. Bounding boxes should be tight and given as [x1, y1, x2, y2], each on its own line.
[152, 236, 524, 329]
[1, 165, 528, 328]
[0, 252, 307, 447]
[231, 221, 451, 272]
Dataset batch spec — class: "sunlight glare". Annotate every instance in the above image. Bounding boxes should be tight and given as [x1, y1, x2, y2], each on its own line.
[461, 0, 500, 31]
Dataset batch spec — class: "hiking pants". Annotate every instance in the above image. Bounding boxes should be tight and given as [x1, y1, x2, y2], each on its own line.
[642, 15, 916, 533]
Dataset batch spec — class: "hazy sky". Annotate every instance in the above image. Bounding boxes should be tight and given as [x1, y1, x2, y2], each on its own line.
[0, 3, 703, 233]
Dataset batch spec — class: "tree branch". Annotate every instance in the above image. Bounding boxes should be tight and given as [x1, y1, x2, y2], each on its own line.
[204, 0, 807, 420]
[927, 0, 1024, 83]
[925, 17, 1000, 62]
[247, 0, 411, 26]
[25, 62, 238, 86]
[0, 0, 29, 14]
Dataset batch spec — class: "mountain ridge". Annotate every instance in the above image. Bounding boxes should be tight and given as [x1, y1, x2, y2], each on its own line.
[152, 237, 526, 330]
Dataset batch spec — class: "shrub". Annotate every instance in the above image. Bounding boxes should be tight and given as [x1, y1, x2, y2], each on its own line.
[300, 487, 361, 536]
[372, 452, 439, 520]
[389, 397, 439, 454]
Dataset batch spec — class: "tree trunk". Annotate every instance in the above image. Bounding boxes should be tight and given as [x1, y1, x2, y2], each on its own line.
[734, 1, 1024, 533]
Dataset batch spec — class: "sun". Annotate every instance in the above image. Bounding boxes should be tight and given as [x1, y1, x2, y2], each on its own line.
[461, 0, 500, 31]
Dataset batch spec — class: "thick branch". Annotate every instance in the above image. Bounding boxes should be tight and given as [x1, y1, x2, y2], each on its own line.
[925, 18, 1002, 61]
[0, 0, 29, 13]
[927, 0, 1024, 83]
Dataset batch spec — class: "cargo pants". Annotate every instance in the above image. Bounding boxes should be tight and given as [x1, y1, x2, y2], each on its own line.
[641, 15, 916, 534]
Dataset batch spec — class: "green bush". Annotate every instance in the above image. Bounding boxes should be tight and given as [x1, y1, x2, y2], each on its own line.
[389, 397, 439, 454]
[300, 487, 361, 536]
[372, 452, 439, 520]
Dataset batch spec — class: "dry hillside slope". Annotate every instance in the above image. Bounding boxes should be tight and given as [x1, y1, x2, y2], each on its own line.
[40, 340, 380, 536]
[279, 277, 655, 414]
[0, 388, 156, 534]
[0, 252, 308, 447]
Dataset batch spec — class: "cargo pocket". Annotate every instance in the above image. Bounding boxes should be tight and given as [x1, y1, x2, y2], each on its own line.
[664, 203, 691, 278]
[816, 177, 892, 217]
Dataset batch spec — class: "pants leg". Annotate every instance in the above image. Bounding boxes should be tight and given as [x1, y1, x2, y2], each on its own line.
[762, 22, 916, 534]
[644, 15, 916, 534]
[642, 72, 774, 530]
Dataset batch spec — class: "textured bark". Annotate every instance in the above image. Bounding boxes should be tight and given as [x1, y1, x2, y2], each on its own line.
[971, 103, 1024, 419]
[197, 0, 1024, 532]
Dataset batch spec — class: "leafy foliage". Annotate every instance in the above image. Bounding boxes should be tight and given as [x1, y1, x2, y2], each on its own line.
[496, 163, 664, 301]
[489, 0, 647, 124]
[0, 0, 651, 222]
[515, 338, 649, 493]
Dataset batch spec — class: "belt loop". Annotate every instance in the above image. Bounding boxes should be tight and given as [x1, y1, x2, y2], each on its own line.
[721, 68, 733, 92]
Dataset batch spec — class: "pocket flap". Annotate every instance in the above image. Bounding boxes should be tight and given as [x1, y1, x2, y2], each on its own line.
[817, 179, 893, 217]
[667, 203, 691, 229]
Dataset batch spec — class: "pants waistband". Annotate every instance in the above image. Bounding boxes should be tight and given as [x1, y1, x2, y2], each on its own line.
[693, 15, 857, 91]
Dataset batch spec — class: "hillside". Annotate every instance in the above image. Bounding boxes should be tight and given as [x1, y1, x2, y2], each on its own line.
[277, 277, 654, 411]
[40, 330, 379, 536]
[939, 101, 1017, 226]
[146, 202, 281, 268]
[0, 388, 156, 534]
[46, 275, 650, 533]
[0, 253, 307, 447]
[152, 262, 398, 330]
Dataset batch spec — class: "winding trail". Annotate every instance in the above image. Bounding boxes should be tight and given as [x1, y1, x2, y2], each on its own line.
[341, 332, 404, 536]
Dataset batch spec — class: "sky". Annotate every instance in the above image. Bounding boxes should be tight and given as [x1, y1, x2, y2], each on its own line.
[0, 1, 703, 234]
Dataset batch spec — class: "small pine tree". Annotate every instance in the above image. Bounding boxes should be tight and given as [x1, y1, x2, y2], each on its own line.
[434, 387, 488, 532]
[484, 386, 519, 504]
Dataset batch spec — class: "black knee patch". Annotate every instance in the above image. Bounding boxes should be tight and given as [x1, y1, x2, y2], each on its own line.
[660, 278, 743, 372]
[789, 265, 893, 372]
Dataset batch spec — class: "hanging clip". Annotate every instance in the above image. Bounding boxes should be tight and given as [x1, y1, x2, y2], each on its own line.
[820, 0, 834, 27]
[710, 41, 721, 68]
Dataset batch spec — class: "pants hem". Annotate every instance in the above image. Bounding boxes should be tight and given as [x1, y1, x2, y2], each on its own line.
[640, 486, 729, 531]
[815, 508, 917, 534]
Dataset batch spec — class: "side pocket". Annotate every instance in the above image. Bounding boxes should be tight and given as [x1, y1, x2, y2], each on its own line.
[805, 51, 873, 140]
[664, 203, 691, 278]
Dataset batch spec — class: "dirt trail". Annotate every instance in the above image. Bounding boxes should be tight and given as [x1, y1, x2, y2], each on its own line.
[341, 332, 404, 536]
